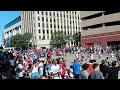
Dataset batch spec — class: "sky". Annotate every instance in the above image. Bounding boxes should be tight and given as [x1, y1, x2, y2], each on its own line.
[0, 11, 20, 45]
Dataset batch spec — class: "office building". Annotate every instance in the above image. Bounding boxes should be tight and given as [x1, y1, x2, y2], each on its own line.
[80, 11, 120, 48]
[3, 16, 21, 47]
[21, 11, 81, 49]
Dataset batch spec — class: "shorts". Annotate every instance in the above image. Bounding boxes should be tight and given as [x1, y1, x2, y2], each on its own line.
[31, 72, 39, 79]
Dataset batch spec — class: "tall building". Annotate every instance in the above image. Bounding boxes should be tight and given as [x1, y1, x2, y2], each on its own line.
[3, 16, 21, 47]
[80, 11, 120, 48]
[21, 11, 81, 49]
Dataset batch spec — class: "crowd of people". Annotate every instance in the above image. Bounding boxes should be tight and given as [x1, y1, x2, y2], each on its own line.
[0, 45, 119, 79]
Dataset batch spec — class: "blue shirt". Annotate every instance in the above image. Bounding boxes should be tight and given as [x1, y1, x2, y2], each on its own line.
[73, 63, 81, 74]
[45, 65, 51, 71]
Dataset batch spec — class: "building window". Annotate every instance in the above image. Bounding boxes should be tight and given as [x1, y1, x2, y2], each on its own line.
[50, 24, 52, 28]
[51, 30, 53, 34]
[41, 11, 44, 15]
[53, 12, 55, 16]
[50, 12, 51, 16]
[47, 30, 49, 34]
[54, 24, 56, 28]
[46, 12, 48, 15]
[42, 23, 44, 28]
[54, 19, 55, 22]
[46, 18, 48, 22]
[47, 24, 48, 28]
[43, 30, 45, 34]
[64, 25, 66, 29]
[50, 19, 52, 22]
[58, 25, 59, 28]
[42, 17, 44, 21]
[68, 31, 69, 34]
[39, 36, 41, 40]
[47, 35, 49, 40]
[38, 23, 40, 27]
[57, 13, 59, 17]
[39, 29, 40, 33]
[42, 35, 45, 40]
[37, 11, 39, 14]
[38, 16, 40, 21]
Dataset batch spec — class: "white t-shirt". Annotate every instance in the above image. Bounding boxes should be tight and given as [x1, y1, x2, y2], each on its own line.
[38, 62, 44, 71]
[17, 64, 24, 77]
[51, 64, 60, 79]
[9, 59, 15, 66]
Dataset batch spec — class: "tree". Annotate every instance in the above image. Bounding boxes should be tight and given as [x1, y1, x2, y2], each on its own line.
[50, 31, 69, 48]
[73, 32, 81, 46]
[10, 33, 32, 50]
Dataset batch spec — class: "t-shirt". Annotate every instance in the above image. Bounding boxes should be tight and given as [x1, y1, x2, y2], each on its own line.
[107, 66, 120, 79]
[51, 64, 60, 79]
[88, 70, 104, 79]
[80, 70, 89, 79]
[9, 59, 15, 66]
[73, 63, 81, 74]
[17, 64, 24, 77]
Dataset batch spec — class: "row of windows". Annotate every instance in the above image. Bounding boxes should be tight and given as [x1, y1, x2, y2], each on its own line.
[39, 16, 79, 22]
[38, 29, 78, 35]
[38, 23, 79, 29]
[82, 20, 120, 30]
[37, 11, 78, 16]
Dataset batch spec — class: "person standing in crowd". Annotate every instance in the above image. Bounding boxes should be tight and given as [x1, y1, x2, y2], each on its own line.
[9, 56, 15, 78]
[51, 59, 60, 79]
[73, 59, 81, 79]
[99, 60, 109, 79]
[60, 58, 66, 79]
[16, 60, 25, 79]
[88, 63, 104, 79]
[81, 63, 89, 79]
[30, 59, 39, 79]
[107, 61, 120, 79]
[69, 65, 74, 79]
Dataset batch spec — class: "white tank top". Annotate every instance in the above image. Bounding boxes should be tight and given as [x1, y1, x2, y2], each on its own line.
[32, 65, 38, 73]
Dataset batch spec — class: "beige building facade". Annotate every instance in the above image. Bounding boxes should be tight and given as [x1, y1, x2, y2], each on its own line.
[80, 11, 120, 48]
[21, 11, 81, 49]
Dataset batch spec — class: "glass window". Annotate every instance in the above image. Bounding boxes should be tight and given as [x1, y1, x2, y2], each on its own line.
[39, 36, 41, 40]
[38, 23, 40, 27]
[47, 35, 49, 40]
[58, 25, 59, 28]
[50, 24, 52, 28]
[42, 35, 45, 40]
[42, 23, 44, 28]
[39, 29, 40, 33]
[41, 11, 44, 15]
[42, 17, 44, 21]
[53, 12, 55, 16]
[54, 24, 56, 28]
[51, 30, 53, 34]
[38, 16, 40, 21]
[46, 18, 48, 22]
[50, 19, 52, 22]
[43, 30, 45, 34]
[54, 19, 55, 22]
[47, 30, 49, 34]
[49, 12, 51, 16]
[47, 24, 48, 28]
[57, 13, 59, 17]
[37, 11, 39, 14]
[46, 11, 47, 15]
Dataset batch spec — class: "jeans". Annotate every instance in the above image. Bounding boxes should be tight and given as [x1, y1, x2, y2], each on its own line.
[74, 74, 80, 79]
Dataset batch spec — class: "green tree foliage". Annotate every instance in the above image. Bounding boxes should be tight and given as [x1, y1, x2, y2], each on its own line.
[50, 31, 69, 48]
[73, 32, 81, 46]
[10, 33, 32, 50]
